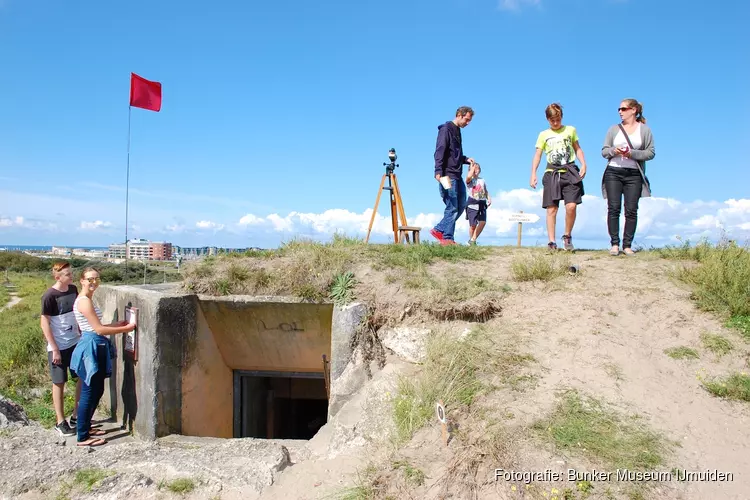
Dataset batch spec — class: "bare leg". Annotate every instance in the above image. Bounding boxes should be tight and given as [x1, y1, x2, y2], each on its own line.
[564, 203, 577, 235]
[546, 205, 558, 242]
[52, 382, 65, 424]
[469, 225, 477, 241]
[474, 221, 486, 240]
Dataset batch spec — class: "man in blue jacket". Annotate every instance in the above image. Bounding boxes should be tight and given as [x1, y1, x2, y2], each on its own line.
[431, 106, 475, 245]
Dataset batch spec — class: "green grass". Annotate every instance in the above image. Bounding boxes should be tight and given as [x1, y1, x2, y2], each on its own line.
[183, 234, 491, 300]
[533, 390, 672, 471]
[393, 330, 488, 444]
[700, 333, 734, 357]
[329, 271, 357, 306]
[0, 274, 78, 427]
[375, 242, 488, 273]
[726, 315, 750, 341]
[392, 325, 534, 444]
[510, 251, 571, 282]
[702, 372, 750, 402]
[161, 478, 196, 494]
[664, 346, 700, 360]
[657, 239, 750, 336]
[0, 284, 9, 307]
[391, 460, 426, 487]
[0, 290, 49, 392]
[74, 468, 114, 491]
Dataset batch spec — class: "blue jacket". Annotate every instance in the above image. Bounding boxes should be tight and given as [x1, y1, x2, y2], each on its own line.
[434, 121, 469, 180]
[70, 331, 113, 386]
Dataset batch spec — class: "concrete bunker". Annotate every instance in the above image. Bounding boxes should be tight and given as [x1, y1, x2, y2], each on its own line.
[94, 284, 363, 441]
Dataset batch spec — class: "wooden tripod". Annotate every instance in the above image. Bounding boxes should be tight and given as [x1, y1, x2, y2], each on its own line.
[365, 171, 409, 243]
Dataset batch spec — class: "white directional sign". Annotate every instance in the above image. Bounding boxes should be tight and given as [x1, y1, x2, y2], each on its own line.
[507, 212, 540, 223]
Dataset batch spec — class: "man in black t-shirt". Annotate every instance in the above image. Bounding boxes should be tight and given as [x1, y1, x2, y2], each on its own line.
[40, 262, 82, 437]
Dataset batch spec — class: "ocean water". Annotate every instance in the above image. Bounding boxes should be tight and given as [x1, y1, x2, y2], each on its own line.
[0, 245, 109, 251]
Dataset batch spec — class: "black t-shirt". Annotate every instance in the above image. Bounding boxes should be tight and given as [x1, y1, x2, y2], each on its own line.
[41, 285, 80, 351]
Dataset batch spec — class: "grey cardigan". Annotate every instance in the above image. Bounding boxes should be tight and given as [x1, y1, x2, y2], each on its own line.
[601, 123, 655, 198]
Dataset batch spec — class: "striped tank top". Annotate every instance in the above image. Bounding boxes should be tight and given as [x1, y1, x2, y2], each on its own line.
[73, 296, 103, 333]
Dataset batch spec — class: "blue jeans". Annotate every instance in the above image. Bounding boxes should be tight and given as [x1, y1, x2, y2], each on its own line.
[434, 177, 467, 241]
[76, 342, 107, 442]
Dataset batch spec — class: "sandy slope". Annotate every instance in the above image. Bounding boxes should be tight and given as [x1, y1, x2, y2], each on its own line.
[1, 249, 748, 500]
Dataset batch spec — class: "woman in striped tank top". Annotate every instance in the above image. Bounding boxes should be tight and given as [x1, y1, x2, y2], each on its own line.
[70, 267, 135, 447]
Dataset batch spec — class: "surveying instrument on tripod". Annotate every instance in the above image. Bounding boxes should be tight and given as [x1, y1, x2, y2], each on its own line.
[365, 148, 420, 244]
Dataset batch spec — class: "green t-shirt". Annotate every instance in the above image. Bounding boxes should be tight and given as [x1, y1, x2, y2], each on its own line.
[535, 125, 579, 166]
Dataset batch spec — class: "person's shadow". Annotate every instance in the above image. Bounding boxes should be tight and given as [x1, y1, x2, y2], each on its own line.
[119, 302, 138, 433]
[121, 353, 137, 433]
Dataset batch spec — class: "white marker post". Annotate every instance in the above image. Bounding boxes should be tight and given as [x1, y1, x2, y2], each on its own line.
[507, 211, 540, 247]
[436, 400, 448, 446]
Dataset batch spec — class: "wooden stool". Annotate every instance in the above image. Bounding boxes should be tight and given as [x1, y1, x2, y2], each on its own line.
[398, 226, 421, 244]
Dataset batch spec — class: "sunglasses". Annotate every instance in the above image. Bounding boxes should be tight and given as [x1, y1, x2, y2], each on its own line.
[618, 107, 632, 112]
[83, 277, 101, 283]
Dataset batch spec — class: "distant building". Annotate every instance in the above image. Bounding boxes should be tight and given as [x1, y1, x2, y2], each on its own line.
[150, 242, 173, 261]
[72, 249, 107, 259]
[108, 238, 172, 262]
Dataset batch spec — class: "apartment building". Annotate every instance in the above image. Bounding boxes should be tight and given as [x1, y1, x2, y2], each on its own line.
[108, 239, 172, 262]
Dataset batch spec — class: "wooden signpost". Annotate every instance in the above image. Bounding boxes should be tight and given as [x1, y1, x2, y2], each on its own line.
[507, 211, 541, 247]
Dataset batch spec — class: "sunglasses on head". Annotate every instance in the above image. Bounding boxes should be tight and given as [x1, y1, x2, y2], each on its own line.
[618, 107, 632, 112]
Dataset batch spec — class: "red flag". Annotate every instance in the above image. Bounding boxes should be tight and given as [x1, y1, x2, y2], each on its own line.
[129, 73, 162, 112]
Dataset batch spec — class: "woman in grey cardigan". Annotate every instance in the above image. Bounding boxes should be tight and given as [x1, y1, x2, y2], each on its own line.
[601, 99, 655, 255]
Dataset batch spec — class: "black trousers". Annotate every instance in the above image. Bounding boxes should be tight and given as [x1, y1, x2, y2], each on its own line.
[603, 167, 642, 248]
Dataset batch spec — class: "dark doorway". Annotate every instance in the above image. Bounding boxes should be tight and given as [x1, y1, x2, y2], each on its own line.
[233, 370, 328, 439]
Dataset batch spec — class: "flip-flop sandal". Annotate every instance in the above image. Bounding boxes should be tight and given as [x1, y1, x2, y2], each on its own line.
[89, 428, 107, 436]
[77, 437, 105, 447]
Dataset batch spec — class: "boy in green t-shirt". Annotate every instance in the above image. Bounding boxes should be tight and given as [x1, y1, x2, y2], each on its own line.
[529, 103, 588, 251]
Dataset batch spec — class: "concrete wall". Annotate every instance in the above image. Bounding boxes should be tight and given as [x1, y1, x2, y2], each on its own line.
[95, 285, 361, 440]
[95, 284, 193, 440]
[198, 297, 334, 373]
[180, 303, 234, 438]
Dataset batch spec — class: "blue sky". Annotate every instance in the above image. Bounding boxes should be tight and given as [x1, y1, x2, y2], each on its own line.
[1, 0, 749, 249]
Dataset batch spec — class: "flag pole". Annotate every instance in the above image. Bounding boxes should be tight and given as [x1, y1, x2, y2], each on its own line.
[125, 104, 132, 281]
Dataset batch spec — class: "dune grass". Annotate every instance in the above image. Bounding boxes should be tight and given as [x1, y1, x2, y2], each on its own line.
[657, 239, 750, 340]
[533, 390, 673, 471]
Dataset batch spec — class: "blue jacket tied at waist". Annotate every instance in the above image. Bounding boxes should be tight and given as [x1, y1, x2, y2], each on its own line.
[71, 331, 113, 386]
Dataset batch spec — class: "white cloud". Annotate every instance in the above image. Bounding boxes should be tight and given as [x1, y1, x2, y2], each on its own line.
[196, 220, 225, 231]
[79, 220, 112, 230]
[233, 190, 750, 247]
[3, 191, 750, 249]
[238, 214, 264, 226]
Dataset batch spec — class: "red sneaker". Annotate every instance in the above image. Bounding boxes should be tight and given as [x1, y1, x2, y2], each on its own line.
[430, 228, 444, 242]
[440, 239, 457, 246]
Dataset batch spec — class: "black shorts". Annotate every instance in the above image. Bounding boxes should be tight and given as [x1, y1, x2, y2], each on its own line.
[48, 345, 79, 384]
[466, 205, 487, 226]
[542, 171, 583, 208]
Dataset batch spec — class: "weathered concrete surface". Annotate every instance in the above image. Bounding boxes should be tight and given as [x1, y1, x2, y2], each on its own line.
[330, 303, 366, 380]
[311, 357, 412, 460]
[379, 325, 432, 363]
[93, 286, 361, 440]
[95, 285, 196, 441]
[198, 296, 333, 373]
[0, 426, 294, 500]
[182, 302, 234, 437]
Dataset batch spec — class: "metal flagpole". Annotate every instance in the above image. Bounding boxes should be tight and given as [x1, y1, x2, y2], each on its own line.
[125, 105, 132, 281]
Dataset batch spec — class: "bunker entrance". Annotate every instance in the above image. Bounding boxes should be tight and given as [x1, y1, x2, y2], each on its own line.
[233, 370, 328, 439]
